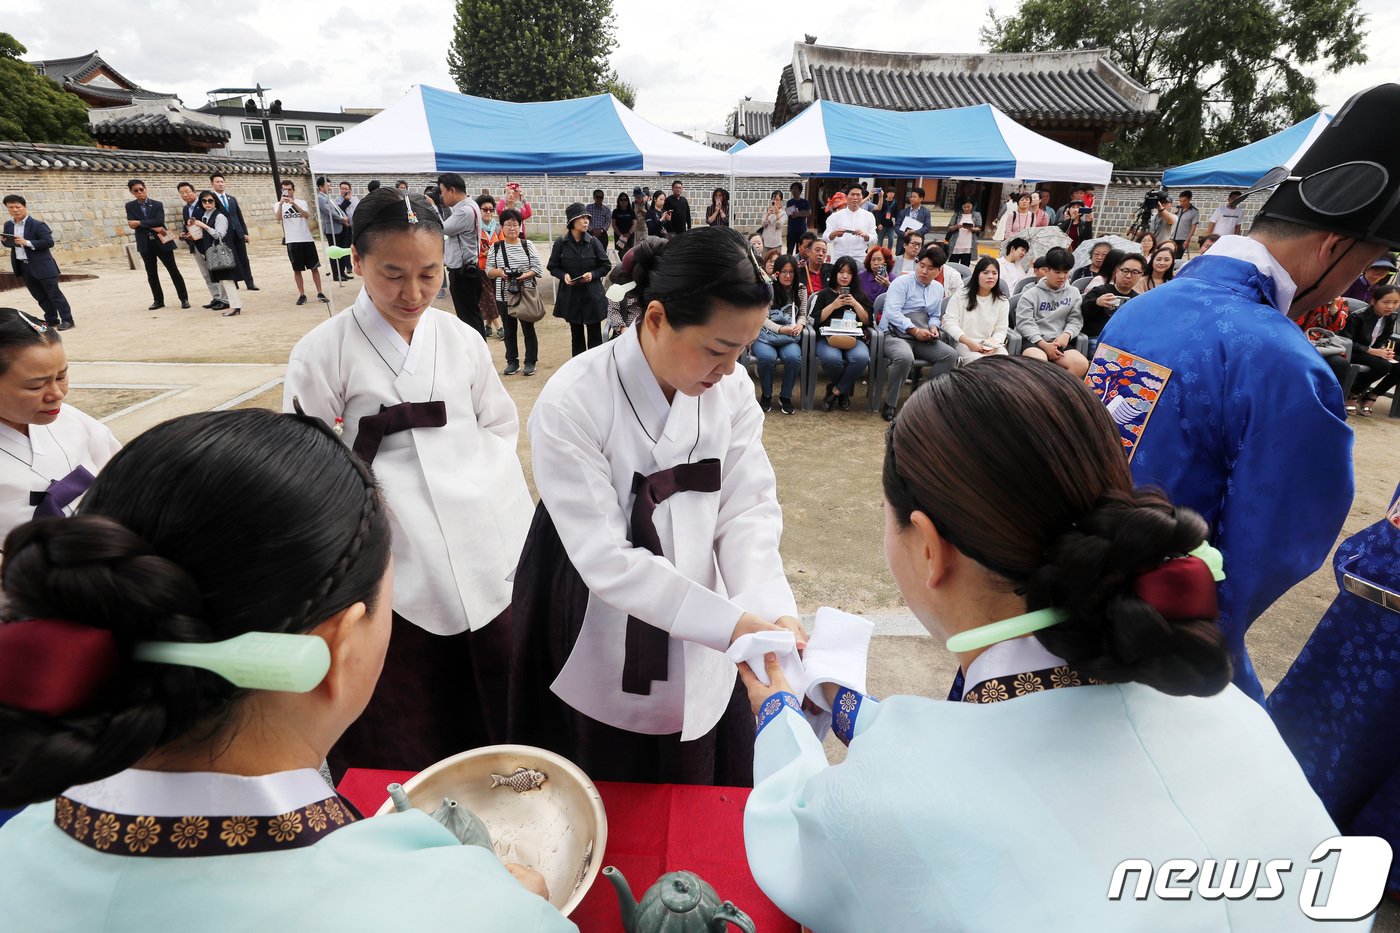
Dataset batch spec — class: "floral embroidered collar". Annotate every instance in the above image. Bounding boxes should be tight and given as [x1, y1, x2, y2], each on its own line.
[53, 793, 357, 857]
[54, 767, 359, 857]
[959, 636, 1102, 704]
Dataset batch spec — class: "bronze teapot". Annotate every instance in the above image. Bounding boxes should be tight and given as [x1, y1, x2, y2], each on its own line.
[603, 866, 755, 933]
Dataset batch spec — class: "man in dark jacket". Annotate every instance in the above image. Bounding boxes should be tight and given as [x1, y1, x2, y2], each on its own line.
[125, 179, 189, 309]
[210, 173, 257, 290]
[3, 194, 75, 328]
[662, 181, 691, 236]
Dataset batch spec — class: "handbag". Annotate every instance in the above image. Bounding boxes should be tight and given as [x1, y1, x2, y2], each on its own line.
[205, 237, 236, 273]
[497, 240, 546, 323]
[1306, 327, 1348, 358]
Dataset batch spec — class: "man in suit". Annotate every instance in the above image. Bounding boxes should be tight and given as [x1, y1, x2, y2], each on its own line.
[210, 173, 257, 290]
[315, 176, 349, 282]
[662, 180, 691, 236]
[335, 181, 358, 281]
[125, 179, 189, 309]
[177, 181, 228, 311]
[3, 194, 75, 329]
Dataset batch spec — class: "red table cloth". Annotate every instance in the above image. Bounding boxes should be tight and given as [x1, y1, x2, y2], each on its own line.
[339, 768, 797, 933]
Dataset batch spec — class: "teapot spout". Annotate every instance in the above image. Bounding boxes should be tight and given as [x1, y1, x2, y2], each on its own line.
[602, 865, 638, 933]
[386, 783, 412, 813]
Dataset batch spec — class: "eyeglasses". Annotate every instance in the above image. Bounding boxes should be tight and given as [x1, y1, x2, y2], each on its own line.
[1118, 268, 1144, 277]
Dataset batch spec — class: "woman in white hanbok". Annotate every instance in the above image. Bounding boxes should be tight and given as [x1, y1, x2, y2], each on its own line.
[0, 308, 118, 550]
[0, 409, 571, 932]
[507, 228, 804, 786]
[284, 190, 533, 775]
[740, 357, 1354, 932]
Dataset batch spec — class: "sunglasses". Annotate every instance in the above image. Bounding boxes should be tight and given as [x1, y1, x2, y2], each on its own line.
[201, 198, 215, 203]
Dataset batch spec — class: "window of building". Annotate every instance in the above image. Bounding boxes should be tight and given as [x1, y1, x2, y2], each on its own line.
[316, 126, 343, 142]
[277, 124, 308, 144]
[241, 122, 265, 144]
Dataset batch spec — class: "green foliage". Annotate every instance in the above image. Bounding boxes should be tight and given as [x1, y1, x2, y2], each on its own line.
[0, 34, 92, 145]
[447, 0, 619, 102]
[981, 0, 1367, 167]
[604, 74, 637, 109]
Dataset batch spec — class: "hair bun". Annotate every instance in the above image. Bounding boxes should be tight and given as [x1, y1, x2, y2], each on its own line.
[1029, 489, 1232, 697]
[610, 235, 668, 290]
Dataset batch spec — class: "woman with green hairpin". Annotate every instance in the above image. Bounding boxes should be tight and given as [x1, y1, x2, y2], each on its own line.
[0, 409, 573, 931]
[739, 358, 1347, 932]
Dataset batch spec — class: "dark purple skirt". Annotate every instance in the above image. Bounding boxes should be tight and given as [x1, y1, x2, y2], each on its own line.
[507, 503, 754, 787]
[327, 607, 511, 781]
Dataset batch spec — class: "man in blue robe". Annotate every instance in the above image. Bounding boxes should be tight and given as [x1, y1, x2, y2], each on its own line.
[1268, 480, 1400, 898]
[1089, 84, 1400, 702]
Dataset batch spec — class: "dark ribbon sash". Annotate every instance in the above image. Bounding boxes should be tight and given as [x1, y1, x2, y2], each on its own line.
[621, 458, 722, 696]
[29, 465, 96, 519]
[351, 401, 447, 465]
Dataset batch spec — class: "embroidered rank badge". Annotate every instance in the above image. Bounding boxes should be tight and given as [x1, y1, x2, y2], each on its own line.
[1086, 343, 1174, 461]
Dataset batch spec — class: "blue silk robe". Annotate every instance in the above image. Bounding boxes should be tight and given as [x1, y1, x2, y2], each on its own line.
[1269, 481, 1400, 896]
[1091, 242, 1353, 701]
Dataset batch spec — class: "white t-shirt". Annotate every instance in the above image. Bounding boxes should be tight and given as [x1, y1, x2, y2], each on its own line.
[1210, 204, 1244, 236]
[276, 198, 313, 243]
[825, 207, 877, 262]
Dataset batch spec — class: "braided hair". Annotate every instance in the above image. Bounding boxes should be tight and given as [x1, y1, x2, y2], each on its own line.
[883, 356, 1230, 697]
[0, 409, 390, 805]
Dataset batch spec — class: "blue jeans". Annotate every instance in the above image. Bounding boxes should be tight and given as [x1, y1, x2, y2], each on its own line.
[815, 338, 870, 396]
[752, 338, 802, 398]
[877, 225, 897, 250]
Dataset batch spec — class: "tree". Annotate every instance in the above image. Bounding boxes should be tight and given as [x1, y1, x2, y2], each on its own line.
[981, 0, 1367, 167]
[605, 74, 637, 109]
[0, 34, 91, 146]
[448, 0, 618, 102]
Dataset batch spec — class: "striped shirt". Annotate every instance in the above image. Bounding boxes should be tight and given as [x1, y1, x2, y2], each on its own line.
[486, 238, 543, 303]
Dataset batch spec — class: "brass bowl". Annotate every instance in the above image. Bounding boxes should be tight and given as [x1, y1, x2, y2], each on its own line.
[374, 744, 606, 916]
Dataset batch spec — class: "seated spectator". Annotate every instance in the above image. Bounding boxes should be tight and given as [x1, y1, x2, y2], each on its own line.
[891, 232, 924, 277]
[946, 200, 982, 267]
[1058, 201, 1093, 250]
[813, 256, 873, 412]
[860, 246, 894, 301]
[795, 229, 817, 266]
[761, 248, 781, 277]
[1015, 246, 1088, 377]
[1342, 256, 1396, 302]
[1196, 233, 1220, 256]
[876, 248, 958, 421]
[1071, 240, 1111, 283]
[1343, 283, 1399, 415]
[998, 237, 1029, 291]
[753, 255, 809, 415]
[1137, 245, 1176, 293]
[925, 244, 963, 295]
[1031, 255, 1049, 280]
[1137, 231, 1156, 257]
[944, 256, 1010, 364]
[1081, 250, 1144, 338]
[801, 238, 830, 298]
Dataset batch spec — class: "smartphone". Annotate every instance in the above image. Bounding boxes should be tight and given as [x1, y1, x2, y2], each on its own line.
[839, 287, 851, 296]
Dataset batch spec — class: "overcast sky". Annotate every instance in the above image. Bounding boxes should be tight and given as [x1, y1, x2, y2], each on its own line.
[12, 0, 1397, 139]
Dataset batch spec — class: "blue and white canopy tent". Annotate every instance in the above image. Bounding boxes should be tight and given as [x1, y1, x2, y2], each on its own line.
[309, 84, 731, 176]
[1162, 112, 1332, 188]
[728, 99, 1113, 184]
[726, 139, 749, 153]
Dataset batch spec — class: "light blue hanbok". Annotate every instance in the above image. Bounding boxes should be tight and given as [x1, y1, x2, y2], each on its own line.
[0, 768, 576, 932]
[744, 637, 1365, 932]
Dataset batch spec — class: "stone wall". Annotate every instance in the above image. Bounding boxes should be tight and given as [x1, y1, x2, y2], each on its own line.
[0, 142, 315, 265]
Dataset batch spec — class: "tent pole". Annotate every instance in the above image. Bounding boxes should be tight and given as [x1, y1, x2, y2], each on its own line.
[308, 155, 339, 318]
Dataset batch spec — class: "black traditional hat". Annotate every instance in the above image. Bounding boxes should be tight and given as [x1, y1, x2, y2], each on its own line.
[1254, 84, 1400, 248]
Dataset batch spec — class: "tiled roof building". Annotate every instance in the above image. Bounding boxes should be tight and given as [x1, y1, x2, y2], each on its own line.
[774, 43, 1157, 155]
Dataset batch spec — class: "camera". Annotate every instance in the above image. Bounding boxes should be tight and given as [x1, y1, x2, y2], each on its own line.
[1132, 189, 1169, 235]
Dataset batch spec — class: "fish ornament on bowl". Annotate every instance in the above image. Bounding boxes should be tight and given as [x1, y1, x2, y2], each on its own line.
[377, 744, 606, 917]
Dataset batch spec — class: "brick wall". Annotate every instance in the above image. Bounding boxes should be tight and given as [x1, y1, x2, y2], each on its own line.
[1082, 174, 1267, 244]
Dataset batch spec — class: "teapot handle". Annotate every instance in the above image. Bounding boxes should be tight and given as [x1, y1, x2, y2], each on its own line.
[711, 901, 756, 933]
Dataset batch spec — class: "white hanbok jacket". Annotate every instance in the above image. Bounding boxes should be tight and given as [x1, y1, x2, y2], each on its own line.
[0, 404, 120, 548]
[529, 326, 797, 740]
[284, 291, 533, 635]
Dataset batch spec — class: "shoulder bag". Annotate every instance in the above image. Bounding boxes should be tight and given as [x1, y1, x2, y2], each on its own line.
[498, 240, 546, 323]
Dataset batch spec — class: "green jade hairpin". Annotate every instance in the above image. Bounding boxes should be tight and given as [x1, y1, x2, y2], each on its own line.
[133, 632, 331, 693]
[945, 542, 1226, 654]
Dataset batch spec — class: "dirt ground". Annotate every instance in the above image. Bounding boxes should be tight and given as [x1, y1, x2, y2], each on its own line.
[11, 243, 1398, 926]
